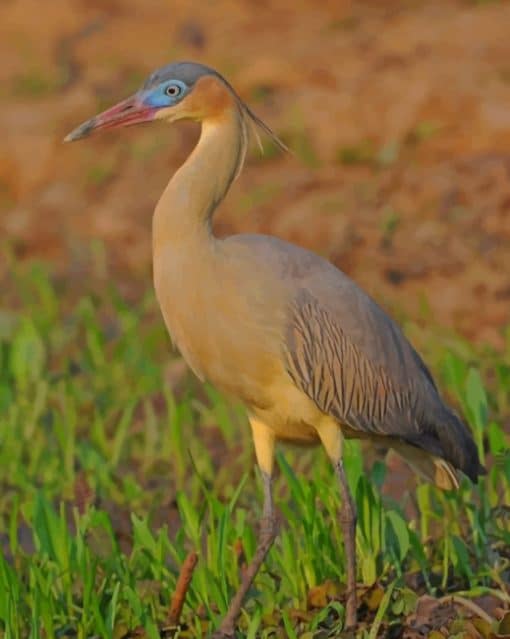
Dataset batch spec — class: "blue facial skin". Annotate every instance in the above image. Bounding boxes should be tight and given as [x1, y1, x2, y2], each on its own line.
[142, 79, 189, 108]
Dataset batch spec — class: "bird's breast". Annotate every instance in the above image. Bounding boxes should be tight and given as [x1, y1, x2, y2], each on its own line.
[153, 245, 284, 407]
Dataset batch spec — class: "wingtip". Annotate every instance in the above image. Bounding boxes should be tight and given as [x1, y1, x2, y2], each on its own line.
[465, 461, 487, 484]
[476, 462, 488, 479]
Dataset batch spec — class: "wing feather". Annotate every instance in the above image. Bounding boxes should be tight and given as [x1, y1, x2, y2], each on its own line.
[283, 289, 443, 448]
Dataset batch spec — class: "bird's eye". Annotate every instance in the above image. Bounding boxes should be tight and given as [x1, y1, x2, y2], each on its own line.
[165, 84, 182, 97]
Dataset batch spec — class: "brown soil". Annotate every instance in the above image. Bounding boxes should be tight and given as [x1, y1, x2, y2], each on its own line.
[1, 0, 509, 346]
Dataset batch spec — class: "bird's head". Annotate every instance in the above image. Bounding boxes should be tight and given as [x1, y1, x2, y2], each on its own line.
[64, 61, 285, 149]
[64, 62, 226, 142]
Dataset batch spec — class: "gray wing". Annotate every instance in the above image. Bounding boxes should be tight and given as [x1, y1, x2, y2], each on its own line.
[282, 280, 481, 480]
[226, 233, 481, 480]
[284, 287, 440, 441]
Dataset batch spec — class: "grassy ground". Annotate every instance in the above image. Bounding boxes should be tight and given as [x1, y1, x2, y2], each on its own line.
[0, 257, 509, 639]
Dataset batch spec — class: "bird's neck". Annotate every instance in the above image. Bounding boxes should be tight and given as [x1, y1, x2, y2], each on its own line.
[153, 106, 246, 254]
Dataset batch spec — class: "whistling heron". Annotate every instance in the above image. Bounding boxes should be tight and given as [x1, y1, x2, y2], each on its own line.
[65, 61, 485, 636]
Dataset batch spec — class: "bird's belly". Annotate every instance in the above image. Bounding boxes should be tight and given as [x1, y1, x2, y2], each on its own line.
[161, 300, 328, 445]
[159, 304, 321, 445]
[266, 418, 320, 445]
[249, 376, 325, 445]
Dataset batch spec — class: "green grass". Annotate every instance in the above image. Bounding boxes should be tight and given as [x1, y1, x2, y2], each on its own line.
[0, 259, 509, 638]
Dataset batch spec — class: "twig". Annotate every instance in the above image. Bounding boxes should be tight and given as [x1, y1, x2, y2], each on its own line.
[167, 551, 199, 626]
[456, 586, 510, 605]
[439, 594, 494, 625]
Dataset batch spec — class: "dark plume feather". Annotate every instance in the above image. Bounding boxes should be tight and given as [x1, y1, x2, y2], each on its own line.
[242, 103, 289, 155]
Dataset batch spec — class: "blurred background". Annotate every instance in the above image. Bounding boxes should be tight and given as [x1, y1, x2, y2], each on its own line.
[1, 2, 510, 635]
[1, 0, 509, 346]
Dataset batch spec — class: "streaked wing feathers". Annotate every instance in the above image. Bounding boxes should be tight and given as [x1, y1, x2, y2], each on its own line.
[283, 289, 440, 446]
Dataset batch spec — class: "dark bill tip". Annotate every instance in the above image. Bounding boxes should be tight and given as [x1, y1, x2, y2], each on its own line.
[64, 118, 97, 143]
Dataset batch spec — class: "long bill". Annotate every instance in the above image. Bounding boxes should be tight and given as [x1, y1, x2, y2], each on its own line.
[64, 93, 156, 142]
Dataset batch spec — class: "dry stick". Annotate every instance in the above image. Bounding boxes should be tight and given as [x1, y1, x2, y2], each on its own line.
[439, 595, 494, 625]
[167, 551, 199, 626]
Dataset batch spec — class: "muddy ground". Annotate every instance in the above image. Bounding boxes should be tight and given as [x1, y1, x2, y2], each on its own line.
[1, 0, 509, 347]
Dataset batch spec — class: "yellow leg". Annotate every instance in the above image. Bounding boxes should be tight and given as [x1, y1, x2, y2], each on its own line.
[250, 416, 276, 522]
[250, 416, 275, 476]
[315, 418, 344, 464]
[213, 417, 277, 638]
[316, 419, 358, 629]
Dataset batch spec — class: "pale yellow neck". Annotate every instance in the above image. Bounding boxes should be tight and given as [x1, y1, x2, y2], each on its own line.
[153, 107, 246, 254]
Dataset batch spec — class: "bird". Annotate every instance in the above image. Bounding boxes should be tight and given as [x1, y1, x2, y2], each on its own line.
[65, 61, 485, 636]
